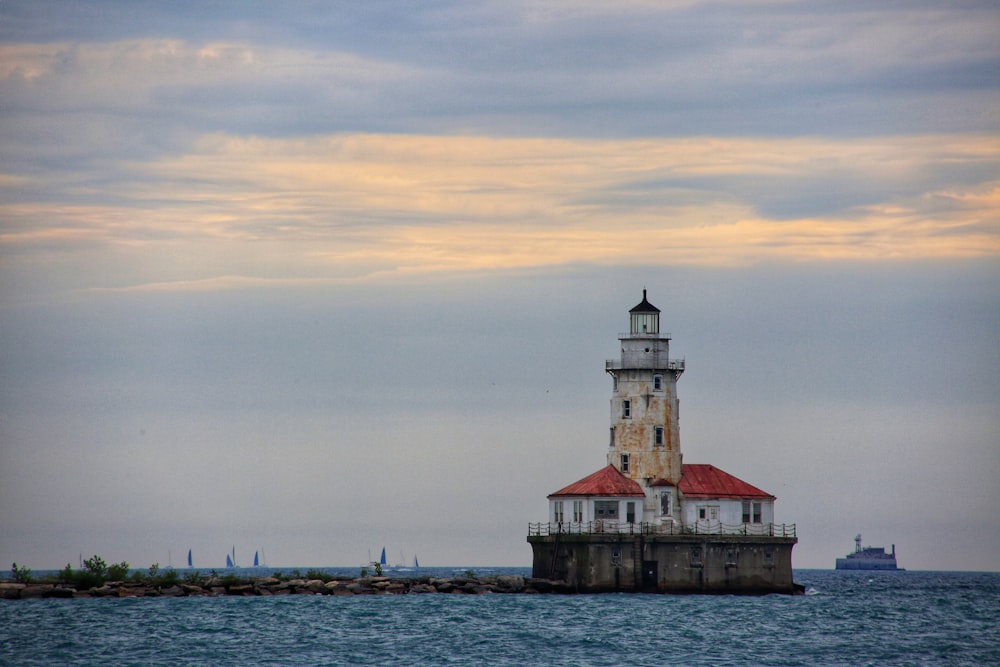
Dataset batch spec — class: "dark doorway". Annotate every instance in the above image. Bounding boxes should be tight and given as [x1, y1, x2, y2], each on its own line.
[642, 561, 658, 590]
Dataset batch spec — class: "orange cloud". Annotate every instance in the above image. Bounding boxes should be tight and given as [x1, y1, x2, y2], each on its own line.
[2, 133, 997, 290]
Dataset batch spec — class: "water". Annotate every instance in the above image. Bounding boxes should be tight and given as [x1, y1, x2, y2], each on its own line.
[2, 570, 998, 666]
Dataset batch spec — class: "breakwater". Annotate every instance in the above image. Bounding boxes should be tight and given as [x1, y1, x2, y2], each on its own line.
[0, 574, 571, 599]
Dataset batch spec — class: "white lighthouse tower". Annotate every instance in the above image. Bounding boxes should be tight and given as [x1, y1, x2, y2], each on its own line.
[605, 289, 685, 526]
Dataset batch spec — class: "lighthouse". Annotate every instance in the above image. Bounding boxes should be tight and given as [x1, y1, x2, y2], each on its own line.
[606, 289, 685, 526]
[527, 290, 798, 594]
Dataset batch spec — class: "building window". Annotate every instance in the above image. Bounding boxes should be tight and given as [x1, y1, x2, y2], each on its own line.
[698, 506, 719, 521]
[653, 374, 663, 391]
[660, 493, 671, 516]
[609, 427, 615, 447]
[626, 502, 636, 523]
[742, 501, 763, 524]
[594, 500, 618, 520]
[654, 426, 664, 446]
[554, 501, 564, 524]
[622, 399, 631, 419]
[620, 453, 630, 473]
[573, 500, 583, 523]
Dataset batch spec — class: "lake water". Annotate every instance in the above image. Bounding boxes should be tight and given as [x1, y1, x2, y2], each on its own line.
[2, 569, 997, 666]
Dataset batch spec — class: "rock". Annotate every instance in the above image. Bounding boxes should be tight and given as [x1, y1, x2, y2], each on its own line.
[119, 586, 146, 597]
[0, 583, 25, 599]
[160, 586, 185, 597]
[304, 580, 326, 594]
[345, 582, 369, 594]
[87, 585, 115, 597]
[181, 584, 205, 595]
[495, 575, 525, 592]
[430, 578, 455, 593]
[409, 583, 437, 594]
[19, 585, 54, 599]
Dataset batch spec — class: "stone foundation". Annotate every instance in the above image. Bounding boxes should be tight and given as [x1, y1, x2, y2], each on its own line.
[528, 533, 799, 594]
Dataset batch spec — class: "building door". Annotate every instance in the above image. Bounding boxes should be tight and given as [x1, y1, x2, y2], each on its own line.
[642, 561, 658, 590]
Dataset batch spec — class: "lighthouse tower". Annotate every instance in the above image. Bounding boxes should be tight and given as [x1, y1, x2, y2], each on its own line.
[527, 289, 797, 594]
[605, 289, 685, 525]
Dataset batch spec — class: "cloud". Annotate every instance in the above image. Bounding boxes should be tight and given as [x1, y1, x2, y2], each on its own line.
[2, 132, 996, 297]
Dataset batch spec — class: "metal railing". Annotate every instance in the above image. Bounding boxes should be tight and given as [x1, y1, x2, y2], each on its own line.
[605, 358, 686, 372]
[528, 521, 796, 538]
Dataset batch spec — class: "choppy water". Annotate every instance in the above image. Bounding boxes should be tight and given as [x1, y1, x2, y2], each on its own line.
[2, 569, 998, 666]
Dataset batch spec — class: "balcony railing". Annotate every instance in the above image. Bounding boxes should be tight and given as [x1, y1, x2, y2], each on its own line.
[605, 358, 685, 372]
[528, 521, 796, 538]
[617, 332, 671, 340]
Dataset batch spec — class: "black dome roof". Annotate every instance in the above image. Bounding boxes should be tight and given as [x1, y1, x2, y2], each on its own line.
[629, 289, 660, 313]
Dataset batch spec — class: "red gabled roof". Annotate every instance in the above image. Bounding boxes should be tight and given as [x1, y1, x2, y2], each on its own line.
[549, 465, 645, 498]
[679, 464, 774, 499]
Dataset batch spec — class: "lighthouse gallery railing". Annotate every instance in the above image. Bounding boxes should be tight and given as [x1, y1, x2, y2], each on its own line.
[528, 521, 796, 538]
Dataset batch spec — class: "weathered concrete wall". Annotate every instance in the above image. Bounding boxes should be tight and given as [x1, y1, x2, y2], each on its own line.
[528, 533, 798, 594]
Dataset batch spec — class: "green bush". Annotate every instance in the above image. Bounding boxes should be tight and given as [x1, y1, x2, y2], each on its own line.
[151, 568, 180, 588]
[11, 562, 32, 583]
[305, 569, 333, 582]
[183, 570, 204, 585]
[56, 555, 129, 589]
[107, 561, 130, 581]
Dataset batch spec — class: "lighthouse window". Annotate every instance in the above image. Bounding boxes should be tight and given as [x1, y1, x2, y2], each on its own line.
[594, 501, 618, 520]
[622, 400, 631, 419]
[554, 501, 564, 524]
[573, 500, 583, 523]
[620, 453, 630, 473]
[742, 501, 763, 524]
[654, 426, 664, 446]
[653, 374, 663, 391]
[660, 493, 671, 516]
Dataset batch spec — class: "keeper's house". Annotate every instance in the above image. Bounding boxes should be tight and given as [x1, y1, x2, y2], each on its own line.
[527, 291, 798, 594]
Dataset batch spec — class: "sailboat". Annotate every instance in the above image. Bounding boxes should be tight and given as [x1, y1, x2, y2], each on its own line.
[187, 549, 193, 568]
[253, 551, 259, 567]
[380, 547, 387, 568]
[226, 554, 233, 568]
[413, 555, 419, 568]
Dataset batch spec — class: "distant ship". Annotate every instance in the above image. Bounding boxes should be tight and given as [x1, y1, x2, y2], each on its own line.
[835, 534, 903, 570]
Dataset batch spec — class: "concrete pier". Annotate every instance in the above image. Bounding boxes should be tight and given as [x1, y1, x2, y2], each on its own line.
[529, 533, 799, 594]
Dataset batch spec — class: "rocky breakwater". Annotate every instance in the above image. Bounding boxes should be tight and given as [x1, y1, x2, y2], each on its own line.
[0, 575, 575, 599]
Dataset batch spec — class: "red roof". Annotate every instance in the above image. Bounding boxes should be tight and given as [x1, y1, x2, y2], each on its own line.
[549, 465, 645, 498]
[679, 464, 774, 499]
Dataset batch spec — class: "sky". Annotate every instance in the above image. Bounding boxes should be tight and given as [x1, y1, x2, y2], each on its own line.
[1, 1, 998, 573]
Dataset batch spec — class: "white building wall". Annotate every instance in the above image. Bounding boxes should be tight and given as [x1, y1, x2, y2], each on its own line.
[549, 497, 645, 526]
[681, 498, 774, 529]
